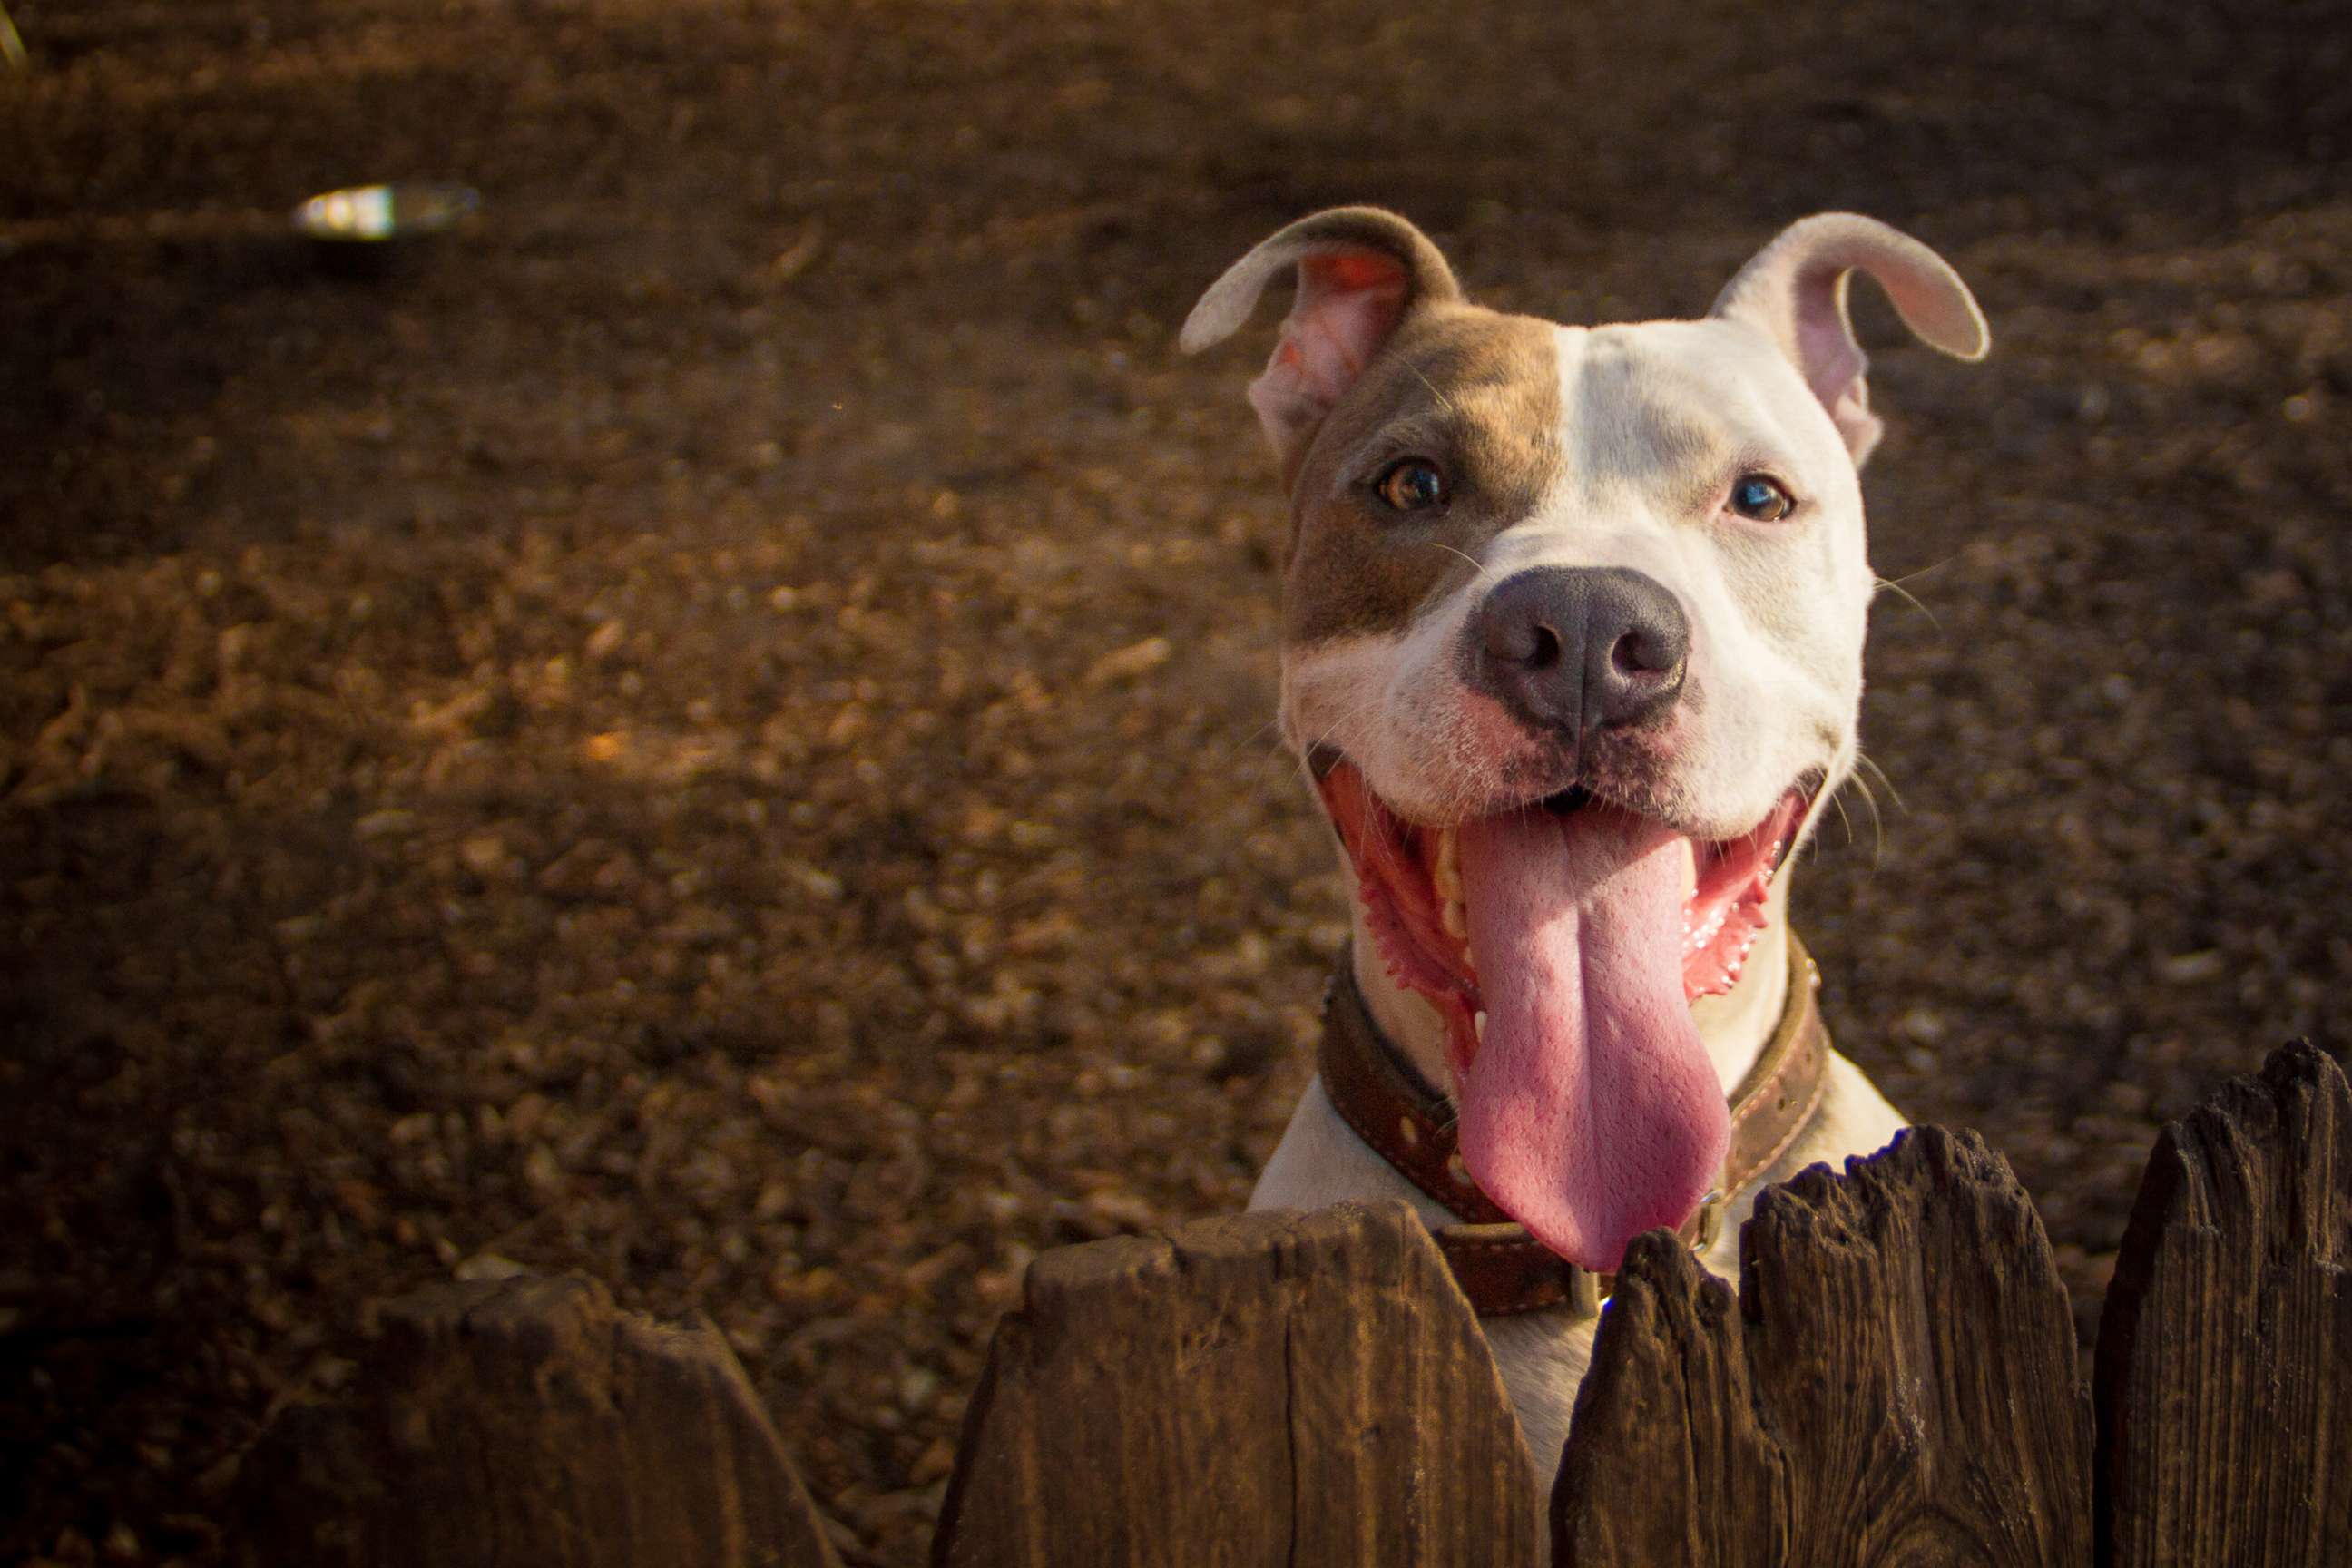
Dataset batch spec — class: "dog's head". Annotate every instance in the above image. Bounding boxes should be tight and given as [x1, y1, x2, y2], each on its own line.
[1184, 210, 1986, 1269]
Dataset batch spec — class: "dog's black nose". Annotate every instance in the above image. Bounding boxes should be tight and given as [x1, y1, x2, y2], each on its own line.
[1471, 567, 1689, 737]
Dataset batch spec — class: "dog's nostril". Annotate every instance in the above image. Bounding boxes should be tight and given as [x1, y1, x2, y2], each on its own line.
[1612, 631, 1667, 678]
[1481, 605, 1563, 671]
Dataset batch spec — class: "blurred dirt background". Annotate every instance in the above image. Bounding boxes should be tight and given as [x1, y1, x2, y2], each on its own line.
[2, 0, 2348, 1561]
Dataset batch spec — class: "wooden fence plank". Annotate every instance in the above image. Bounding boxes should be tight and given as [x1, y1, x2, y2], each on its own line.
[2095, 1038, 2352, 1567]
[1553, 1125, 2092, 1567]
[238, 1271, 841, 1568]
[930, 1200, 1537, 1567]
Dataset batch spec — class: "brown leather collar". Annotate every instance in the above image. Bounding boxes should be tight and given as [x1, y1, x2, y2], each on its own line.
[1317, 933, 1833, 1318]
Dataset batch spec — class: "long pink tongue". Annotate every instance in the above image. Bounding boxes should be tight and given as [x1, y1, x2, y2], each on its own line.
[1455, 808, 1730, 1271]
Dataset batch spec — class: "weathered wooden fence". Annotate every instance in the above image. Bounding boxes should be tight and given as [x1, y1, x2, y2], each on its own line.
[240, 1039, 2352, 1566]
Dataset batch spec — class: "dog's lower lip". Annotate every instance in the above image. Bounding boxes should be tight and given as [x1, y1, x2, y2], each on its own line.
[1771, 770, 1827, 870]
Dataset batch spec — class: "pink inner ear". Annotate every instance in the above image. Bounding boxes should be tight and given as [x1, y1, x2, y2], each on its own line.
[1246, 246, 1416, 459]
[1789, 263, 1867, 409]
[1279, 251, 1411, 406]
[1789, 264, 1884, 463]
[1312, 252, 1398, 293]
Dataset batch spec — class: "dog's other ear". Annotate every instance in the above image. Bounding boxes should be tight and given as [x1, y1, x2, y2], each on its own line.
[1710, 213, 1988, 467]
[1181, 207, 1462, 469]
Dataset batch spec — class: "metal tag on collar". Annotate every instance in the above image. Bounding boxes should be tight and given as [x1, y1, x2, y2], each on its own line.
[1691, 1190, 1727, 1251]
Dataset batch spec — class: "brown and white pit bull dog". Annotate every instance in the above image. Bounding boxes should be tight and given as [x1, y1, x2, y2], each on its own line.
[1181, 209, 1989, 1488]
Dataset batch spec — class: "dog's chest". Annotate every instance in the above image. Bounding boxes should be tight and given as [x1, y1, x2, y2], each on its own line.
[1480, 1308, 1599, 1476]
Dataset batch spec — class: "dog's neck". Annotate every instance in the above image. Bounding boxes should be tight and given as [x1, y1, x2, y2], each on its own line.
[1346, 866, 1795, 1102]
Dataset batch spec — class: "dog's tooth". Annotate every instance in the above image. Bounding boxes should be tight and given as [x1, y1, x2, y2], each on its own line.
[1681, 838, 1700, 903]
[1474, 1010, 1487, 1044]
[1440, 897, 1467, 941]
[1433, 827, 1463, 903]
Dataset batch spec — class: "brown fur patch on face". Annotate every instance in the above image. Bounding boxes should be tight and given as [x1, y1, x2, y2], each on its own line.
[1282, 304, 1563, 648]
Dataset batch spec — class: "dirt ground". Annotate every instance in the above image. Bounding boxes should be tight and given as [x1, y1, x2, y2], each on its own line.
[2, 0, 2348, 1561]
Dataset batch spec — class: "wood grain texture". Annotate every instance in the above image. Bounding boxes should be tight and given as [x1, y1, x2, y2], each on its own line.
[2096, 1038, 2352, 1567]
[239, 1272, 841, 1568]
[1553, 1125, 2092, 1567]
[930, 1200, 1537, 1567]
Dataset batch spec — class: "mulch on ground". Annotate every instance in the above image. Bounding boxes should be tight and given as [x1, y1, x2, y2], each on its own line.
[4, 1, 2348, 1562]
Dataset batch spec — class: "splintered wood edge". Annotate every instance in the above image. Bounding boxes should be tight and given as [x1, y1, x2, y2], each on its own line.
[240, 1271, 845, 1568]
[2093, 1038, 2352, 1562]
[2097, 1037, 2351, 1377]
[1550, 1232, 1757, 1560]
[2106, 1039, 2347, 1291]
[1554, 1125, 2091, 1566]
[932, 1200, 1536, 1567]
[1017, 1203, 1427, 1305]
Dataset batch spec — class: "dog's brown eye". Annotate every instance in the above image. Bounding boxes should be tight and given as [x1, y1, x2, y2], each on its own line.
[1729, 474, 1795, 522]
[1376, 459, 1447, 513]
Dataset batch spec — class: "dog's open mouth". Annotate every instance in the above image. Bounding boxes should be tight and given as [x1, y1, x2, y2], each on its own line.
[1318, 760, 1810, 1271]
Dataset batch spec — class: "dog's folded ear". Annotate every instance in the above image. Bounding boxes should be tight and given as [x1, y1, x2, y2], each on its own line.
[1711, 214, 1989, 467]
[1181, 207, 1462, 468]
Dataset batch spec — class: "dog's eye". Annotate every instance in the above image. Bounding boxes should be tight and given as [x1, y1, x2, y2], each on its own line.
[1375, 459, 1448, 513]
[1729, 475, 1795, 522]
